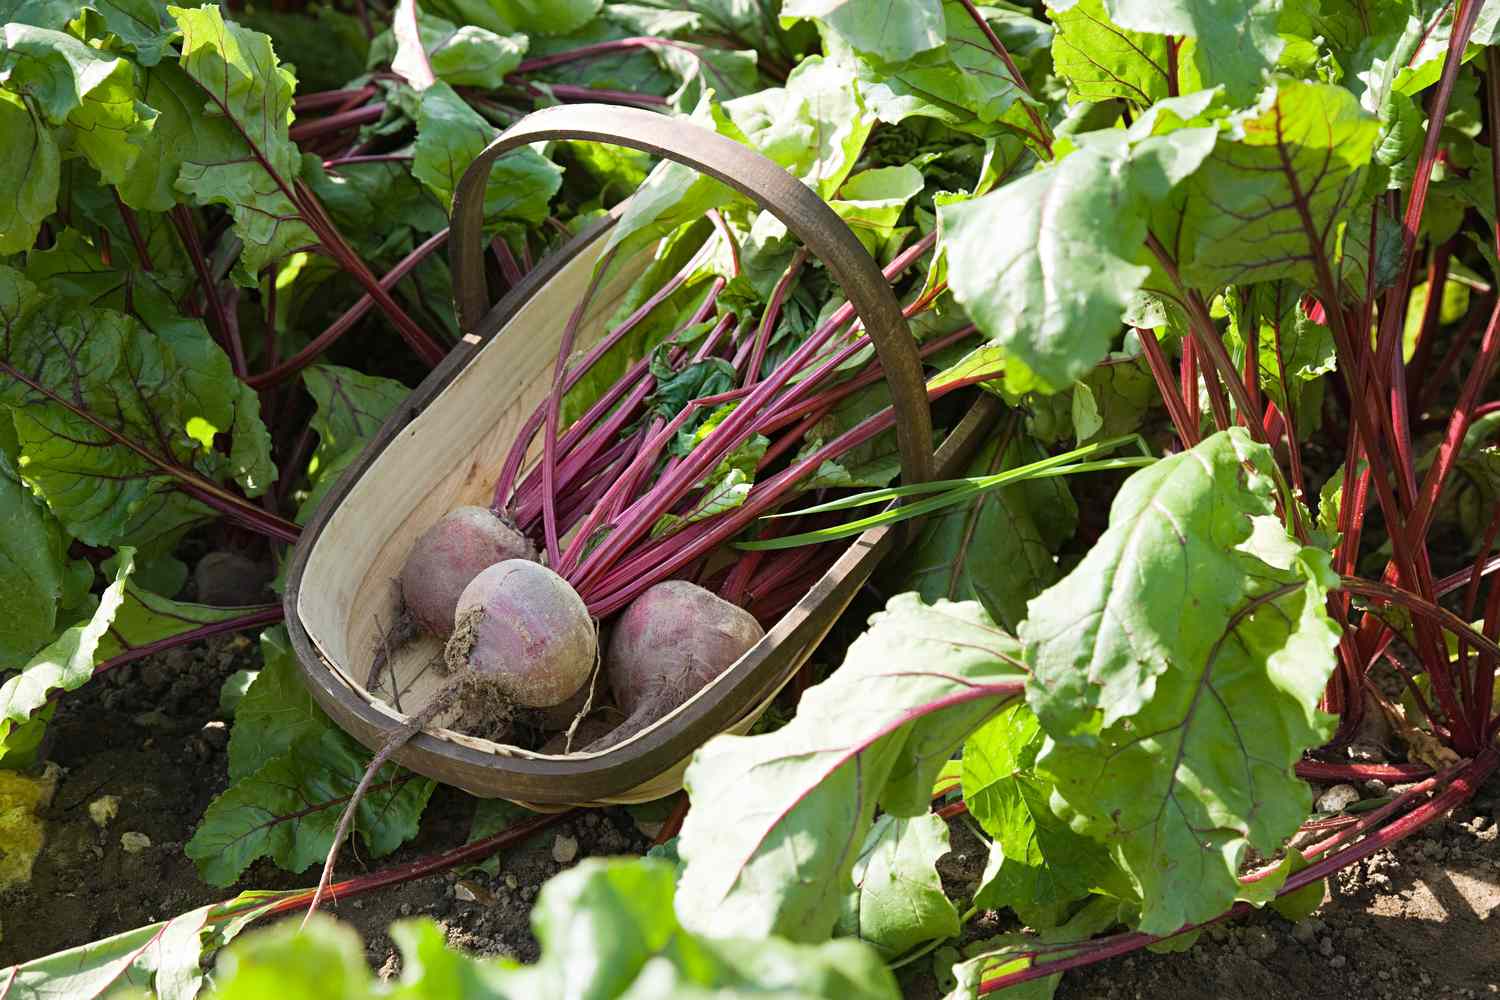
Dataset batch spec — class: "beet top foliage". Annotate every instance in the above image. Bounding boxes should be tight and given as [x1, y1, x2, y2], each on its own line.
[3, 0, 1500, 997]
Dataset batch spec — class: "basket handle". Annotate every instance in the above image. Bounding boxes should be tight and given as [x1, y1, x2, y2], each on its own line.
[450, 103, 935, 488]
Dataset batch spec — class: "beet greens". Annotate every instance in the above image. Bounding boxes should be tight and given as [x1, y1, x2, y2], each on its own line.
[6, 0, 1500, 998]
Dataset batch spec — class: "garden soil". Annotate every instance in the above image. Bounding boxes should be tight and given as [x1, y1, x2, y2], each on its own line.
[2, 623, 1497, 998]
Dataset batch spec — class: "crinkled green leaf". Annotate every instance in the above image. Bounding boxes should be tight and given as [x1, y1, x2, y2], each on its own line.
[842, 0, 1034, 139]
[962, 701, 1126, 912]
[0, 269, 270, 540]
[188, 725, 436, 886]
[836, 812, 960, 959]
[1100, 0, 1283, 103]
[884, 434, 1076, 630]
[412, 80, 562, 231]
[676, 595, 1025, 942]
[1, 23, 155, 188]
[0, 89, 59, 255]
[830, 164, 924, 256]
[0, 449, 68, 664]
[781, 0, 944, 62]
[226, 625, 331, 780]
[1049, 0, 1174, 105]
[167, 4, 315, 277]
[1022, 428, 1340, 933]
[0, 550, 131, 764]
[1178, 80, 1378, 290]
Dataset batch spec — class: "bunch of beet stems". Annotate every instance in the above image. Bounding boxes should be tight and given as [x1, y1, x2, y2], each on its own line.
[491, 228, 983, 620]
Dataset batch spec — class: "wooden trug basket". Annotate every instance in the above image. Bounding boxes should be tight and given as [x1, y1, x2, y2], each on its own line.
[283, 104, 999, 807]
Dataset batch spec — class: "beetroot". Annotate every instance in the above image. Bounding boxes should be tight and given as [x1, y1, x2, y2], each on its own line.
[446, 559, 596, 708]
[597, 580, 764, 744]
[399, 506, 536, 635]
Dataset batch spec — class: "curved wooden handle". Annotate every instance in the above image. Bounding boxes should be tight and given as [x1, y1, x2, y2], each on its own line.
[450, 103, 935, 487]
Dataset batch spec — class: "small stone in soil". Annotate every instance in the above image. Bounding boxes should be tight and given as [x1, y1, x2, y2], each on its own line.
[199, 720, 229, 747]
[552, 835, 579, 864]
[1329, 955, 1346, 969]
[1319, 937, 1335, 957]
[120, 831, 151, 853]
[87, 795, 119, 828]
[1316, 784, 1361, 813]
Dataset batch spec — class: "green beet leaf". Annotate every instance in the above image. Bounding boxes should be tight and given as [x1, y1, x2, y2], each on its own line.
[226, 626, 334, 780]
[0, 267, 272, 542]
[94, 581, 272, 664]
[187, 726, 436, 885]
[1093, 0, 1283, 104]
[0, 24, 155, 188]
[205, 859, 899, 999]
[1049, 0, 1176, 105]
[370, 4, 528, 90]
[0, 892, 285, 1000]
[1177, 79, 1378, 290]
[167, 4, 316, 277]
[303, 363, 410, 470]
[942, 114, 1216, 391]
[676, 595, 1025, 942]
[1021, 428, 1340, 933]
[962, 701, 1126, 912]
[0, 89, 59, 254]
[0, 550, 132, 766]
[0, 449, 68, 665]
[781, 0, 945, 62]
[836, 812, 960, 959]
[883, 434, 1076, 630]
[411, 80, 563, 232]
[839, 0, 1037, 140]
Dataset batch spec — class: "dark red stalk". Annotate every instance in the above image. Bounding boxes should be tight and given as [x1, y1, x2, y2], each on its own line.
[1371, 0, 1484, 396]
[1404, 243, 1452, 399]
[240, 810, 579, 921]
[511, 81, 669, 107]
[1405, 297, 1500, 544]
[542, 257, 615, 566]
[1180, 322, 1202, 430]
[168, 207, 244, 377]
[1137, 328, 1197, 445]
[748, 250, 808, 382]
[491, 236, 524, 288]
[291, 181, 447, 367]
[293, 86, 377, 114]
[246, 228, 451, 388]
[492, 246, 708, 507]
[111, 189, 154, 271]
[288, 103, 386, 142]
[1293, 760, 1432, 783]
